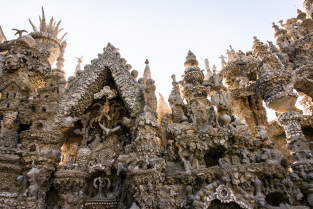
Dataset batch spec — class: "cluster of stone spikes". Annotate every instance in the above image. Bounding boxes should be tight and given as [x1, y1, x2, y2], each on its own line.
[29, 7, 67, 42]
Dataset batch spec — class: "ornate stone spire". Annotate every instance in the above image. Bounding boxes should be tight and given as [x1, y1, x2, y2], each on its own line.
[143, 59, 151, 86]
[184, 50, 199, 68]
[183, 50, 204, 85]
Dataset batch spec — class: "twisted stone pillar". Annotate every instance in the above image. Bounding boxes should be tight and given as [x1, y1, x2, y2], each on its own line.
[278, 111, 311, 161]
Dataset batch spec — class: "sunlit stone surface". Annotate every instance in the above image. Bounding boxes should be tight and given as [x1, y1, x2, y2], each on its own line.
[1, 4, 313, 209]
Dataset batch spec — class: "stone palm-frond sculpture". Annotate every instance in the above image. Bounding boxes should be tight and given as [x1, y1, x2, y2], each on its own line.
[28, 7, 67, 42]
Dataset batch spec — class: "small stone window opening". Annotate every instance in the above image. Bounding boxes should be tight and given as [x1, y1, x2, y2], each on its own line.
[37, 123, 43, 130]
[204, 146, 226, 168]
[29, 144, 37, 152]
[265, 192, 287, 206]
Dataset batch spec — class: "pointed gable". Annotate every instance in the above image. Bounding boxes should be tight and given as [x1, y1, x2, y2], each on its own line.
[58, 43, 144, 118]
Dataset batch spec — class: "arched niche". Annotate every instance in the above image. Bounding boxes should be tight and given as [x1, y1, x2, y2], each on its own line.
[208, 199, 244, 209]
[59, 81, 131, 172]
[204, 145, 226, 167]
[193, 183, 254, 209]
[265, 192, 288, 207]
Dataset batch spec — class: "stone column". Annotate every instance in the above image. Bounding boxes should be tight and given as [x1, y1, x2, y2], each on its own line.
[278, 111, 311, 161]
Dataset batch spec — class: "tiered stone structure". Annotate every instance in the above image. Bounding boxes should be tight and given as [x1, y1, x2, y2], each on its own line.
[1, 3, 313, 209]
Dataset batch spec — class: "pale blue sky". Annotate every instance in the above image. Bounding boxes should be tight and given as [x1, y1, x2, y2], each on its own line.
[1, 0, 303, 120]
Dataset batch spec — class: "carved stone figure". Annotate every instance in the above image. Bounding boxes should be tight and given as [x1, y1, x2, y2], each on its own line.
[219, 54, 227, 68]
[24, 166, 46, 208]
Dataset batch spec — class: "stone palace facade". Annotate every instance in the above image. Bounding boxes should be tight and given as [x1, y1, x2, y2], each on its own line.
[1, 1, 313, 209]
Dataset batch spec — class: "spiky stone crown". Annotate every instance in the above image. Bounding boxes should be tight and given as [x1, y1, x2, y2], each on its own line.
[29, 7, 67, 42]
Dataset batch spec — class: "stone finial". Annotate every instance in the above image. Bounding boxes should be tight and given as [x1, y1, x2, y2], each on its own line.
[212, 65, 217, 73]
[74, 56, 83, 77]
[252, 36, 269, 58]
[227, 45, 236, 62]
[204, 59, 212, 80]
[297, 9, 307, 20]
[272, 22, 280, 32]
[143, 60, 152, 86]
[204, 58, 211, 73]
[104, 42, 119, 53]
[121, 58, 127, 65]
[219, 55, 227, 68]
[131, 70, 139, 80]
[253, 36, 260, 45]
[12, 29, 27, 37]
[203, 57, 213, 80]
[184, 50, 199, 68]
[125, 64, 132, 71]
[171, 74, 176, 83]
[267, 41, 278, 53]
[186, 50, 196, 59]
[183, 50, 204, 85]
[11, 29, 35, 47]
